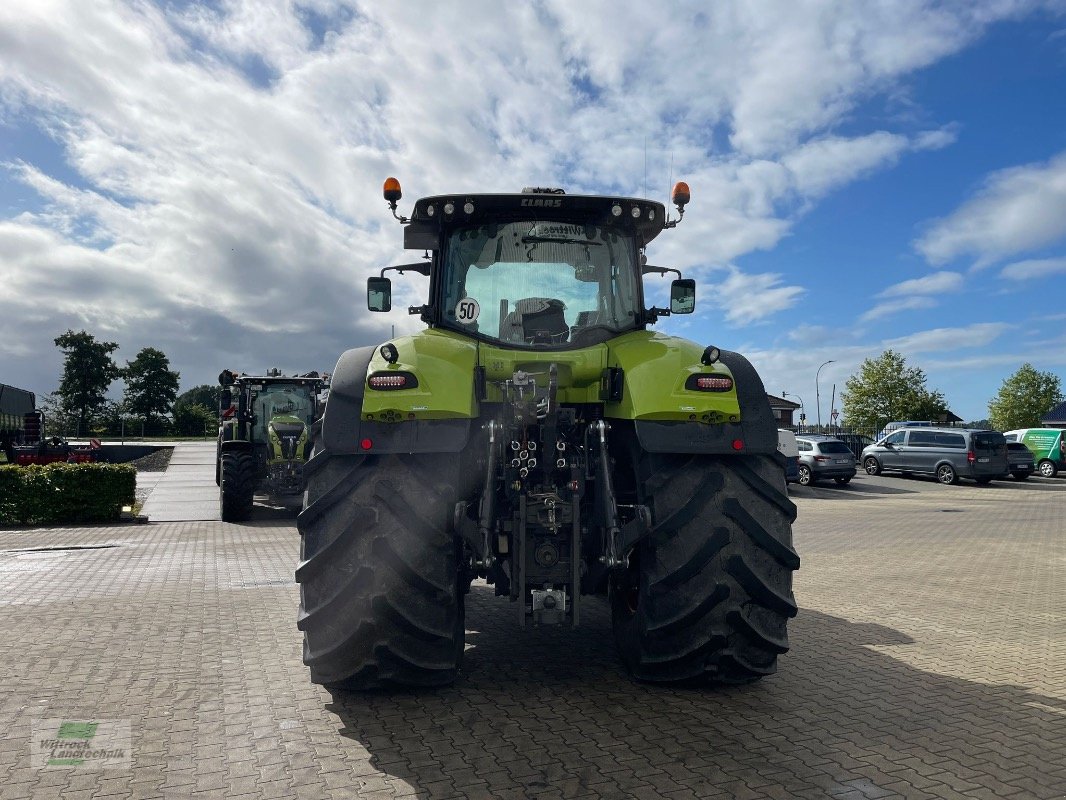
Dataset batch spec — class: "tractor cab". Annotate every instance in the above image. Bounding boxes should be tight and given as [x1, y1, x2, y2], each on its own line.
[368, 181, 695, 349]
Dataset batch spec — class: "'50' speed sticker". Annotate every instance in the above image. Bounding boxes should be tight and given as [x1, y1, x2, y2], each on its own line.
[455, 298, 480, 324]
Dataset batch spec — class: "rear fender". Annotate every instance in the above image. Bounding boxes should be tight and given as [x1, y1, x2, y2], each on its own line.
[633, 349, 778, 456]
[321, 344, 472, 455]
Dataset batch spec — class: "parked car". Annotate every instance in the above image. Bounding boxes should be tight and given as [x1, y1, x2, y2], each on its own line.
[873, 420, 937, 441]
[1003, 428, 1066, 478]
[795, 434, 857, 486]
[778, 429, 799, 483]
[1004, 442, 1036, 481]
[862, 427, 1008, 485]
[834, 432, 875, 459]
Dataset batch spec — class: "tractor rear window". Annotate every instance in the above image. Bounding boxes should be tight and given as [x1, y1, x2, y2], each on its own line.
[441, 221, 641, 347]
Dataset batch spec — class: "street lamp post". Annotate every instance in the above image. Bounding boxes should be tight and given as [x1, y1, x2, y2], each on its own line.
[815, 360, 835, 431]
[781, 391, 805, 428]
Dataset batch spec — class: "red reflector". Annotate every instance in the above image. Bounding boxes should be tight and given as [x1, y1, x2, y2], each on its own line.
[369, 374, 407, 388]
[360, 438, 373, 450]
[696, 376, 733, 391]
[731, 439, 744, 451]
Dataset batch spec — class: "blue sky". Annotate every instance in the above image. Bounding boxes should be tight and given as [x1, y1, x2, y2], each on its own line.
[1, 1, 1065, 424]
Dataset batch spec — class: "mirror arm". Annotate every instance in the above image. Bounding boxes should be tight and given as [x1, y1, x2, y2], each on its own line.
[380, 263, 431, 278]
[641, 265, 682, 278]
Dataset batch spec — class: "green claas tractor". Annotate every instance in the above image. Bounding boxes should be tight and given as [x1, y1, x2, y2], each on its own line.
[217, 370, 327, 521]
[297, 178, 799, 688]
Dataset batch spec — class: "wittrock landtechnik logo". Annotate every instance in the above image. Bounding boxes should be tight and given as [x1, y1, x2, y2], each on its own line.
[31, 719, 131, 769]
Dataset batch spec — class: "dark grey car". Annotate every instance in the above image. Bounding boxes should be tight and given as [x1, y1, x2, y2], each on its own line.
[861, 427, 1008, 485]
[795, 435, 857, 486]
[1005, 441, 1036, 481]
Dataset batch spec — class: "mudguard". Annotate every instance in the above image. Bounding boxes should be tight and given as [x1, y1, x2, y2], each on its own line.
[219, 420, 252, 453]
[634, 349, 779, 456]
[320, 345, 472, 455]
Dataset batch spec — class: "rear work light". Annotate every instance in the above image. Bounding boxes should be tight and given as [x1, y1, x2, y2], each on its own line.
[367, 371, 419, 390]
[685, 374, 734, 392]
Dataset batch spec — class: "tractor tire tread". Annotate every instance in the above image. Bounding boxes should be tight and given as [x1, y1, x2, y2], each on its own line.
[612, 452, 799, 684]
[220, 452, 255, 522]
[296, 451, 463, 689]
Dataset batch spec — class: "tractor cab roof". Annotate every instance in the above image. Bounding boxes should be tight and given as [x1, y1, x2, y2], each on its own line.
[403, 191, 669, 250]
[233, 376, 325, 387]
[219, 370, 327, 389]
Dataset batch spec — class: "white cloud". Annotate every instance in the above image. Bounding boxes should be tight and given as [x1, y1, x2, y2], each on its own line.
[999, 257, 1066, 281]
[878, 271, 965, 297]
[712, 266, 806, 325]
[782, 127, 955, 199]
[856, 271, 963, 322]
[916, 150, 1066, 267]
[860, 296, 937, 322]
[884, 323, 1011, 354]
[0, 0, 1051, 395]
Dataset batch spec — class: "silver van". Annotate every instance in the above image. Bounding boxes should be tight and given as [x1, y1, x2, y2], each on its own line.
[861, 427, 1008, 485]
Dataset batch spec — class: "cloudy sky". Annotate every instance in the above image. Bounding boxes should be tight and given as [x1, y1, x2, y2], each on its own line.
[2, 0, 1065, 423]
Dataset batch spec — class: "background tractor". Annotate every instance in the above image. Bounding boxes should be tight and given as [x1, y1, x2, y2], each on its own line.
[297, 179, 799, 688]
[217, 370, 328, 521]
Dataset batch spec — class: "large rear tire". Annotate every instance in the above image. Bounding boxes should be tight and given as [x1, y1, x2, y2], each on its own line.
[219, 452, 255, 521]
[296, 451, 465, 689]
[610, 452, 799, 683]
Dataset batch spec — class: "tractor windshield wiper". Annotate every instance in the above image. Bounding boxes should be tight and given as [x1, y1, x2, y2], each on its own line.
[521, 236, 602, 246]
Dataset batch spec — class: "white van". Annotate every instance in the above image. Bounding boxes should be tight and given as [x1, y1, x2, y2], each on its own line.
[777, 429, 799, 483]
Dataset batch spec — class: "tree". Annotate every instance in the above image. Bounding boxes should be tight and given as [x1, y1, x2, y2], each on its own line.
[841, 350, 947, 432]
[174, 384, 221, 415]
[53, 329, 120, 435]
[987, 363, 1063, 431]
[173, 402, 217, 437]
[39, 392, 76, 437]
[122, 347, 180, 428]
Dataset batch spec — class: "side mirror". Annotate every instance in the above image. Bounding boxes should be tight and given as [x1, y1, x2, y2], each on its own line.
[670, 279, 695, 314]
[367, 277, 392, 312]
[219, 389, 232, 410]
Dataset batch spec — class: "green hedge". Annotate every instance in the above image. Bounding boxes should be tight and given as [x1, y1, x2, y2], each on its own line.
[0, 463, 137, 525]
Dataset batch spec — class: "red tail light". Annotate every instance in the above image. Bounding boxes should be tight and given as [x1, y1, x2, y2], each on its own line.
[967, 450, 975, 464]
[814, 455, 830, 462]
[686, 374, 733, 392]
[367, 371, 418, 390]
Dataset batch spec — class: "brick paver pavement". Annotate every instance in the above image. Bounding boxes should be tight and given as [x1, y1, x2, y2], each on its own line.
[0, 472, 1063, 799]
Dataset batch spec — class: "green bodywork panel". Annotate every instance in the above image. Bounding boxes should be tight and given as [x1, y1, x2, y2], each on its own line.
[360, 328, 741, 424]
[266, 413, 310, 465]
